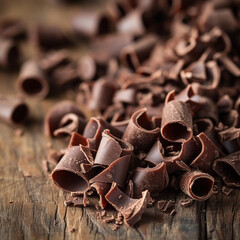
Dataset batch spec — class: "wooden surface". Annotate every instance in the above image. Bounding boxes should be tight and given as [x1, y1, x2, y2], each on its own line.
[0, 0, 240, 239]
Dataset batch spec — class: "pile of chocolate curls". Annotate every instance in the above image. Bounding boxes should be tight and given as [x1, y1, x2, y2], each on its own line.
[1, 0, 240, 229]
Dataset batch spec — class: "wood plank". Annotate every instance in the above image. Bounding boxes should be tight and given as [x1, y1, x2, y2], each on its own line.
[0, 0, 239, 239]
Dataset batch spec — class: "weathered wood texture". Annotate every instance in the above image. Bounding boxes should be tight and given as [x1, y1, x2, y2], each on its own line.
[0, 0, 239, 239]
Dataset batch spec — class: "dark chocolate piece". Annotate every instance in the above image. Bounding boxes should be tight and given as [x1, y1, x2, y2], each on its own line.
[91, 182, 111, 209]
[213, 151, 240, 187]
[17, 60, 49, 99]
[68, 132, 89, 148]
[90, 155, 131, 188]
[0, 38, 20, 69]
[0, 18, 26, 40]
[105, 183, 150, 227]
[88, 79, 117, 111]
[179, 198, 194, 207]
[51, 146, 91, 193]
[30, 25, 71, 50]
[145, 137, 200, 174]
[38, 50, 70, 73]
[161, 100, 193, 143]
[120, 34, 158, 70]
[44, 100, 85, 137]
[180, 170, 214, 201]
[54, 113, 87, 137]
[72, 11, 111, 39]
[94, 129, 133, 166]
[113, 88, 136, 105]
[78, 56, 107, 82]
[111, 114, 130, 134]
[131, 163, 169, 198]
[122, 108, 159, 153]
[0, 95, 28, 125]
[189, 133, 224, 173]
[83, 117, 123, 150]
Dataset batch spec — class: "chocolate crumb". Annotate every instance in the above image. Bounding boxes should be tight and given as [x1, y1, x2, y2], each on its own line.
[222, 186, 233, 196]
[70, 227, 76, 233]
[179, 198, 194, 207]
[157, 200, 166, 211]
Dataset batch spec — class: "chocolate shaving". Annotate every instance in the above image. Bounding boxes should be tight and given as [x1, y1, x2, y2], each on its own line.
[179, 198, 194, 207]
[161, 100, 193, 143]
[213, 151, 240, 187]
[131, 163, 169, 198]
[105, 183, 150, 227]
[122, 108, 159, 153]
[0, 95, 28, 125]
[44, 100, 85, 137]
[179, 170, 214, 201]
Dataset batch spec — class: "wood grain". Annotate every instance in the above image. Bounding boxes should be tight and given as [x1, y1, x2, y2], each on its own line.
[0, 0, 239, 239]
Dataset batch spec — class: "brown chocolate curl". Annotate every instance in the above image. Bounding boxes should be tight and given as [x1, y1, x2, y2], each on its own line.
[122, 108, 159, 153]
[90, 155, 131, 188]
[189, 133, 224, 173]
[131, 163, 169, 198]
[120, 34, 158, 70]
[94, 129, 133, 166]
[83, 117, 123, 150]
[161, 100, 193, 143]
[145, 137, 199, 174]
[51, 146, 92, 193]
[44, 100, 85, 137]
[213, 151, 240, 187]
[29, 25, 72, 50]
[53, 113, 87, 137]
[180, 170, 214, 201]
[92, 33, 133, 63]
[38, 50, 70, 73]
[72, 11, 111, 39]
[0, 38, 20, 69]
[0, 18, 26, 40]
[105, 183, 150, 227]
[113, 88, 137, 105]
[88, 79, 117, 111]
[17, 60, 49, 99]
[78, 56, 107, 82]
[0, 95, 28, 125]
[68, 132, 89, 148]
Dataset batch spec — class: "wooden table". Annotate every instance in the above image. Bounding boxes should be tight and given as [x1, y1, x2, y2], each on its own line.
[0, 0, 239, 239]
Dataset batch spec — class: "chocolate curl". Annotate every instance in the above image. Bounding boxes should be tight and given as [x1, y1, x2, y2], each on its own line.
[44, 100, 85, 137]
[120, 34, 158, 70]
[90, 155, 131, 188]
[213, 151, 240, 187]
[38, 50, 70, 73]
[53, 113, 87, 137]
[122, 108, 159, 153]
[51, 146, 91, 193]
[198, 4, 239, 33]
[111, 114, 130, 133]
[179, 170, 214, 201]
[194, 96, 219, 124]
[0, 95, 28, 125]
[94, 129, 133, 166]
[113, 88, 137, 105]
[17, 60, 49, 99]
[161, 100, 193, 143]
[107, 0, 132, 21]
[189, 133, 224, 173]
[72, 11, 111, 39]
[145, 137, 199, 174]
[105, 183, 150, 227]
[83, 117, 123, 150]
[131, 163, 169, 198]
[117, 10, 146, 36]
[91, 182, 111, 209]
[193, 118, 214, 135]
[218, 127, 240, 154]
[0, 38, 20, 69]
[30, 25, 72, 50]
[88, 79, 117, 111]
[68, 132, 89, 148]
[0, 18, 26, 40]
[78, 56, 107, 82]
[214, 53, 240, 77]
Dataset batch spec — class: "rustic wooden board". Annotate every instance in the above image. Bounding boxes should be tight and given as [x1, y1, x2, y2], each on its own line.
[0, 0, 239, 239]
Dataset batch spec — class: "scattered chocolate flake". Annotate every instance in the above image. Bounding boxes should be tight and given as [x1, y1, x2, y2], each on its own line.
[157, 200, 166, 211]
[104, 215, 115, 223]
[70, 227, 76, 233]
[222, 186, 233, 196]
[14, 128, 24, 137]
[179, 198, 194, 207]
